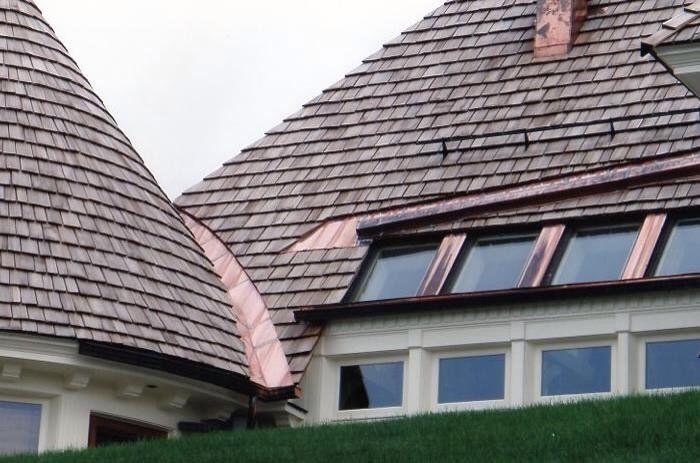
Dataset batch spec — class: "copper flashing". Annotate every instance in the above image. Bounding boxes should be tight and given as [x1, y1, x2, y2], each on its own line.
[622, 214, 668, 280]
[358, 152, 700, 236]
[288, 217, 358, 252]
[418, 233, 467, 296]
[295, 274, 700, 322]
[181, 213, 294, 390]
[534, 0, 588, 58]
[519, 224, 566, 287]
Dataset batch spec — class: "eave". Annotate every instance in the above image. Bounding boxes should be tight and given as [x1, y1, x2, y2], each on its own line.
[78, 341, 298, 402]
[294, 274, 700, 322]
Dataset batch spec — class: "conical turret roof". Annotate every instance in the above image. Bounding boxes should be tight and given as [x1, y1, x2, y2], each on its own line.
[0, 0, 249, 380]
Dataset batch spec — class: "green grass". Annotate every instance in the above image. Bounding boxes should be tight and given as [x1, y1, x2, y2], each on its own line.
[5, 392, 700, 463]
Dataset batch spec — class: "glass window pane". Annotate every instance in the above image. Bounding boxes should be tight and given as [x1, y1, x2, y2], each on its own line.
[355, 245, 437, 302]
[655, 220, 700, 276]
[541, 346, 611, 396]
[552, 227, 637, 285]
[449, 235, 535, 293]
[438, 354, 505, 403]
[646, 339, 700, 390]
[0, 401, 41, 455]
[339, 362, 404, 410]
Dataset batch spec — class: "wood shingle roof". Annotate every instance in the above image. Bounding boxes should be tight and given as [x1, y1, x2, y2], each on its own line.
[177, 0, 700, 382]
[0, 0, 250, 380]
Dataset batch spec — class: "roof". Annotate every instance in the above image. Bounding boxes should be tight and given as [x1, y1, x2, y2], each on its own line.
[176, 0, 700, 382]
[642, 0, 700, 52]
[0, 0, 253, 386]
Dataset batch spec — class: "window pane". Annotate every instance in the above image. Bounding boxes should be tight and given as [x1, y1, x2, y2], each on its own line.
[449, 235, 535, 293]
[355, 245, 437, 301]
[339, 362, 404, 410]
[646, 339, 700, 390]
[552, 227, 637, 285]
[438, 354, 505, 403]
[0, 401, 41, 455]
[655, 220, 700, 276]
[541, 346, 611, 396]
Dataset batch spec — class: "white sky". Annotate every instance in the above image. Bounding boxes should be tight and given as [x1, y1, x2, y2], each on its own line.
[38, 0, 441, 198]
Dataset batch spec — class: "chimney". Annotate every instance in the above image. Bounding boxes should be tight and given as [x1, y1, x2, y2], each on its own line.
[534, 0, 588, 58]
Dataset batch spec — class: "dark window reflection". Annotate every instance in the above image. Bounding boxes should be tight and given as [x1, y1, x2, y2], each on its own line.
[542, 346, 611, 396]
[339, 362, 404, 410]
[448, 235, 536, 293]
[552, 226, 637, 285]
[438, 354, 505, 403]
[646, 339, 700, 389]
[655, 220, 700, 276]
[355, 245, 437, 302]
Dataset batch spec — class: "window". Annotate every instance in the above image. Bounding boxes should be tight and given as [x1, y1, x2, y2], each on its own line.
[438, 354, 505, 404]
[541, 346, 611, 396]
[353, 244, 437, 302]
[550, 226, 638, 285]
[339, 362, 404, 410]
[0, 401, 41, 455]
[88, 415, 167, 448]
[654, 219, 700, 276]
[646, 339, 700, 390]
[447, 234, 536, 293]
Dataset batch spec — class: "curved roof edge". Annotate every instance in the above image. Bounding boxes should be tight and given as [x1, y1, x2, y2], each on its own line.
[180, 211, 295, 390]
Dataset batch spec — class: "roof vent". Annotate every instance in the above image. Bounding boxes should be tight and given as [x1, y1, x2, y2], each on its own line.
[534, 0, 588, 58]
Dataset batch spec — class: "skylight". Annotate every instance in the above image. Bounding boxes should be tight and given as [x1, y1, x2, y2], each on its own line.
[549, 226, 638, 285]
[446, 234, 537, 293]
[353, 244, 438, 302]
[654, 219, 700, 276]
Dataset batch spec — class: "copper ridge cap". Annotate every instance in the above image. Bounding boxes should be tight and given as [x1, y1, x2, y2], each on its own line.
[357, 150, 700, 235]
[179, 211, 295, 391]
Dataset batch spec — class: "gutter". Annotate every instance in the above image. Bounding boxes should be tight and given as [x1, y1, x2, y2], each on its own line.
[78, 341, 297, 402]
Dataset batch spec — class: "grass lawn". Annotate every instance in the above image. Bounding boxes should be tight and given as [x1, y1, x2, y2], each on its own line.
[4, 391, 700, 463]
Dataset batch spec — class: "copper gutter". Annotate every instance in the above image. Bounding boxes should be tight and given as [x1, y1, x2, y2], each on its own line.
[295, 274, 700, 322]
[180, 212, 295, 392]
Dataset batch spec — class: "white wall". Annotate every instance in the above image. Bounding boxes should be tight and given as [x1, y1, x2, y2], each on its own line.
[0, 335, 248, 453]
[300, 288, 700, 423]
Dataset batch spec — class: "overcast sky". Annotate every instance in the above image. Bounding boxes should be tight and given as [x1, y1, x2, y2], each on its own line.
[39, 0, 440, 198]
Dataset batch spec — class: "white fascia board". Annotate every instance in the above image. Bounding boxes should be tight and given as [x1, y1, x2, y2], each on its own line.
[0, 333, 245, 406]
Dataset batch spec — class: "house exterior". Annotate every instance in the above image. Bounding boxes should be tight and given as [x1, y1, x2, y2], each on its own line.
[1, 0, 700, 456]
[176, 0, 700, 424]
[0, 0, 295, 455]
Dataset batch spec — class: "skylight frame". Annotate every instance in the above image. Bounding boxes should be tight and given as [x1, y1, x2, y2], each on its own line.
[347, 240, 441, 302]
[442, 231, 540, 295]
[649, 215, 700, 278]
[345, 211, 696, 305]
[544, 222, 642, 286]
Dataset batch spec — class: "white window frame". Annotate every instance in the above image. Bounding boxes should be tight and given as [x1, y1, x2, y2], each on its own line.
[431, 346, 510, 412]
[638, 331, 700, 394]
[534, 339, 617, 403]
[0, 394, 51, 454]
[333, 354, 408, 421]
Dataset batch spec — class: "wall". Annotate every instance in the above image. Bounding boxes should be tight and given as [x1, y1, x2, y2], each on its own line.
[299, 288, 700, 423]
[0, 334, 248, 453]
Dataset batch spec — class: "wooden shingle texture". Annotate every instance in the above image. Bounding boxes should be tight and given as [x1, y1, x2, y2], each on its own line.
[0, 0, 248, 376]
[177, 0, 700, 381]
